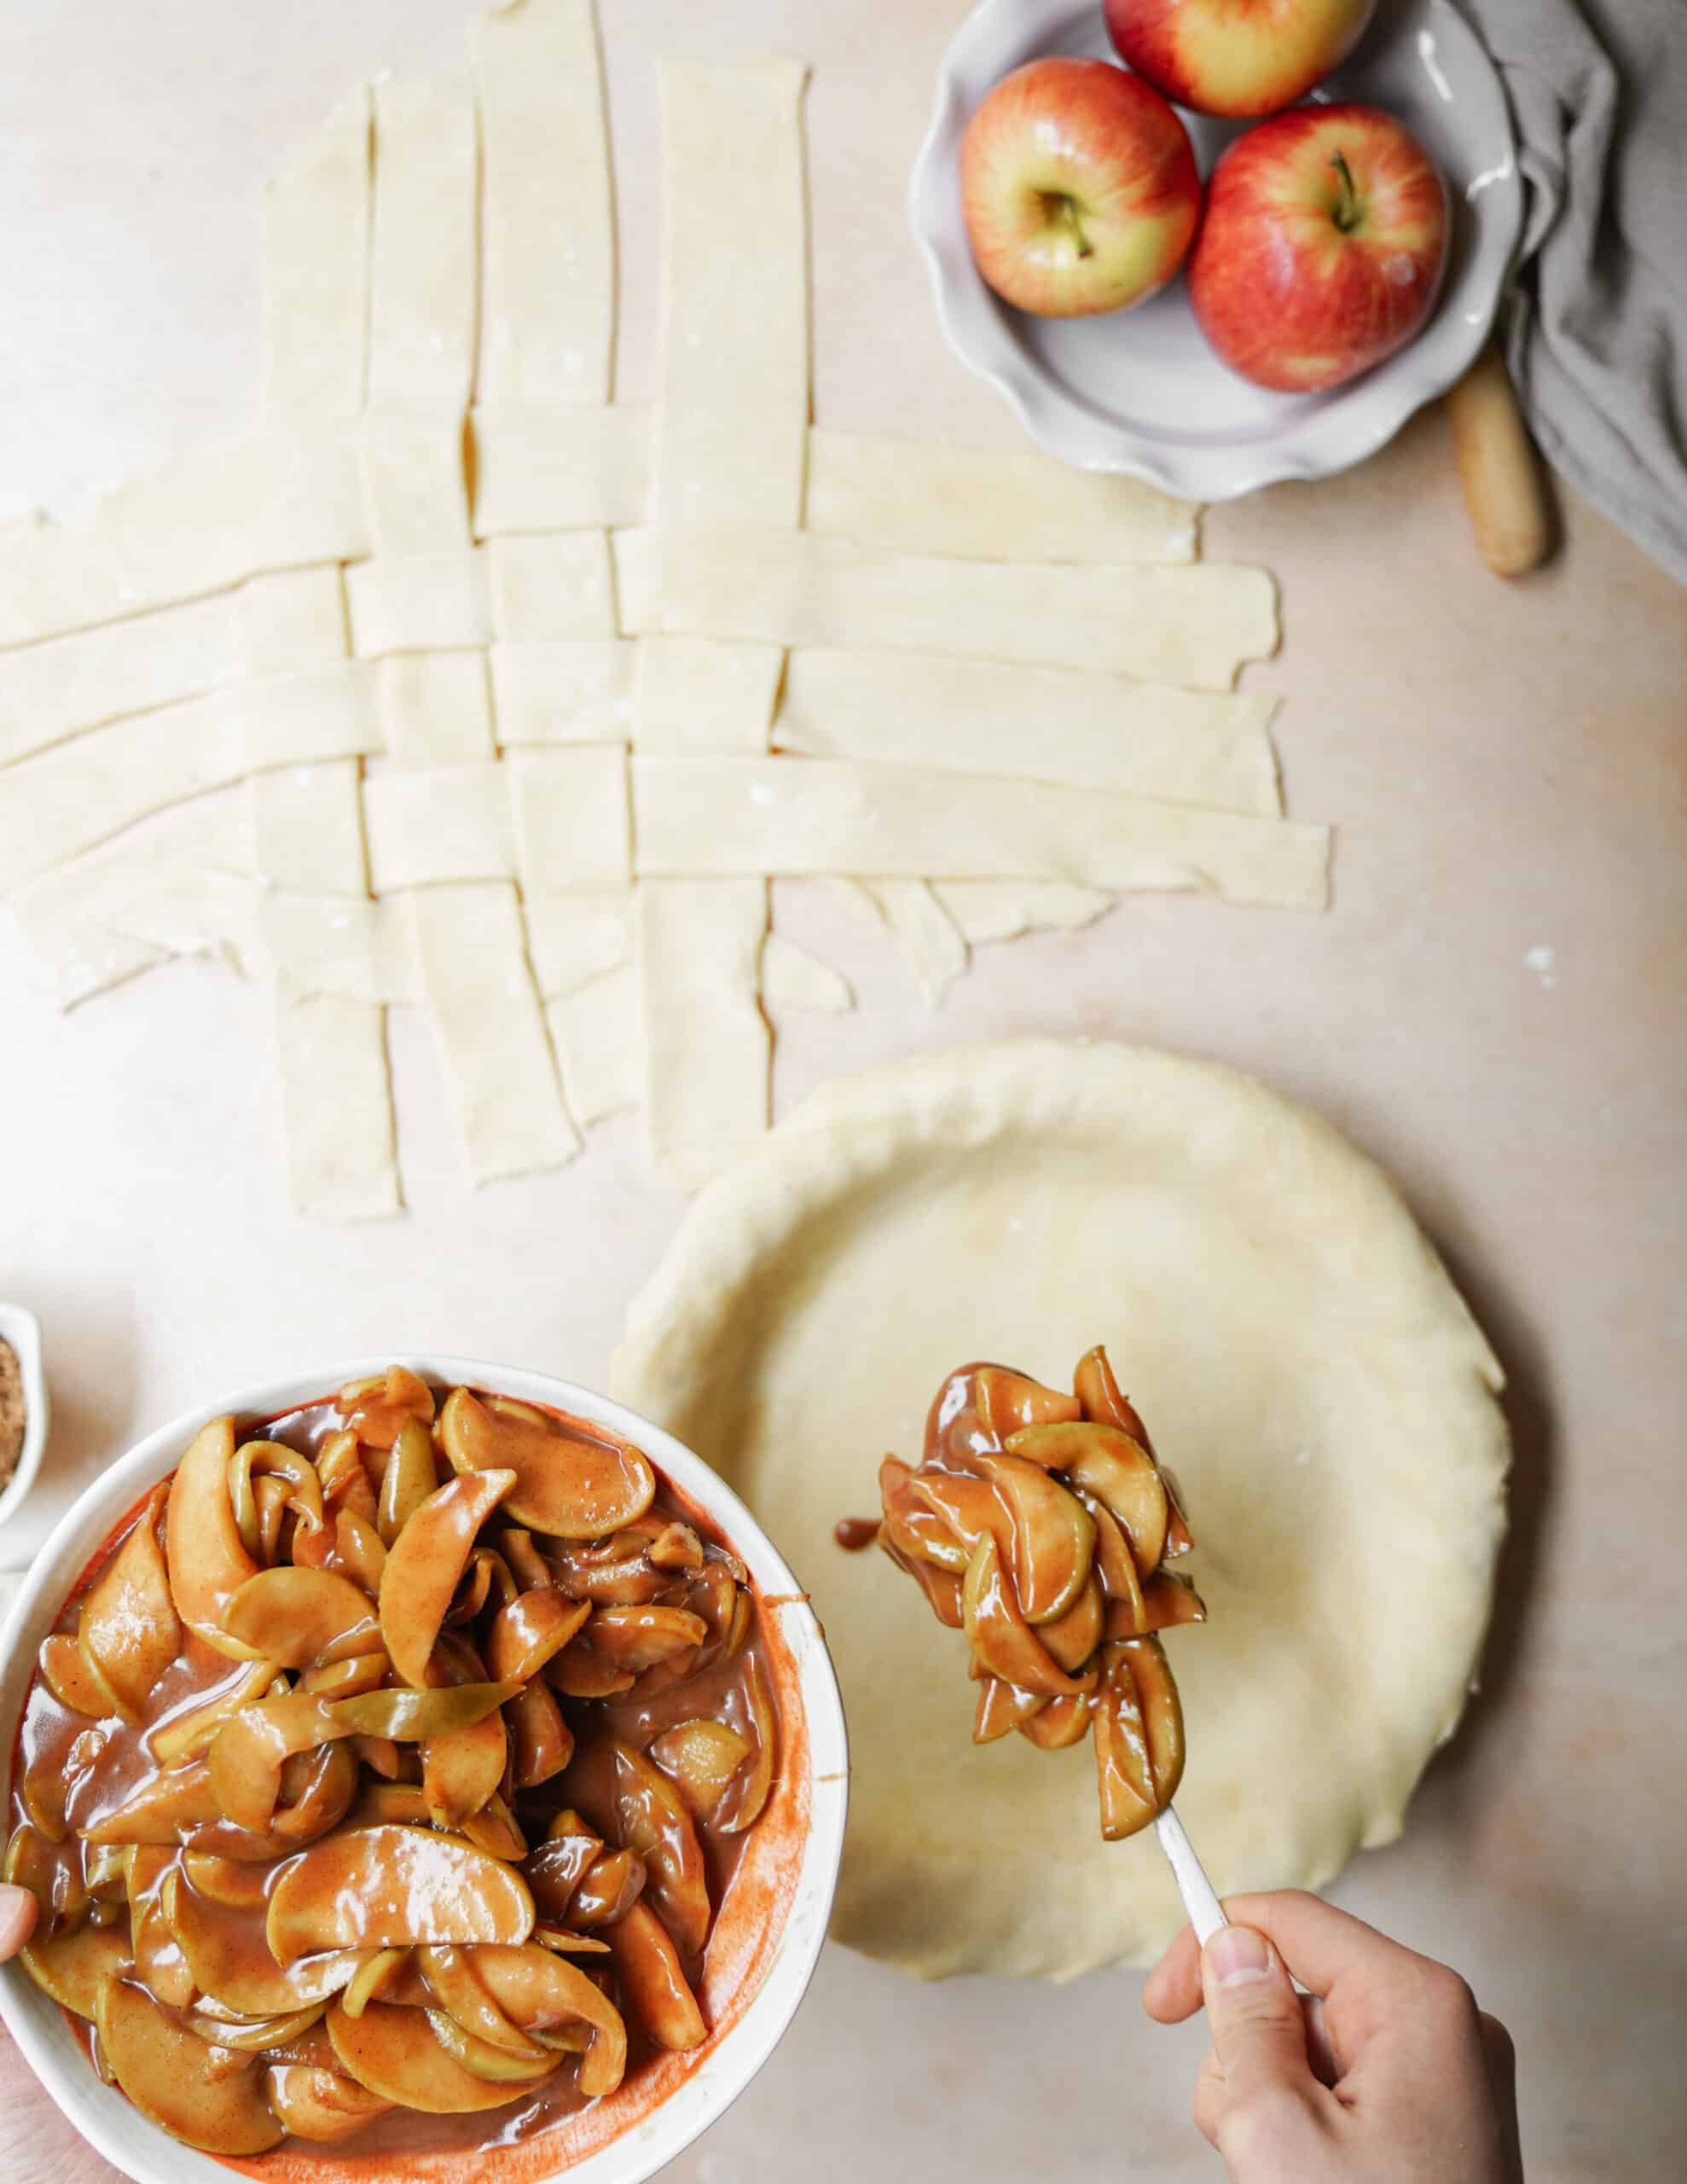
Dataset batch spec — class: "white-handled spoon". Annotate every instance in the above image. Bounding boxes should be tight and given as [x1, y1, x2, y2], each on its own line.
[1155, 1805, 1226, 1946]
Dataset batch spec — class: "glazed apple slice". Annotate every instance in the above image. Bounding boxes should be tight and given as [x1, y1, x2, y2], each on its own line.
[326, 1999, 537, 2113]
[265, 2059, 394, 2141]
[960, 1535, 1091, 1700]
[972, 1675, 1046, 1745]
[185, 2000, 328, 2052]
[38, 1632, 118, 1719]
[520, 1815, 605, 1922]
[976, 1454, 1095, 1623]
[78, 1485, 182, 1720]
[422, 1704, 511, 1832]
[328, 1680, 519, 1741]
[17, 1918, 134, 2018]
[266, 1825, 534, 1964]
[1019, 1689, 1093, 1751]
[971, 1365, 1082, 1439]
[602, 1902, 705, 2054]
[609, 1739, 711, 1955]
[587, 1604, 707, 1673]
[507, 1677, 574, 1791]
[302, 1650, 391, 1700]
[878, 1456, 970, 1572]
[471, 1942, 630, 2096]
[151, 1659, 281, 1769]
[716, 1653, 778, 1835]
[170, 1867, 370, 2014]
[1005, 1420, 1169, 1578]
[187, 1740, 357, 1862]
[1040, 1570, 1104, 1671]
[82, 1759, 223, 1846]
[228, 1443, 325, 1560]
[220, 1568, 380, 1676]
[208, 1691, 358, 1833]
[648, 1720, 751, 1822]
[568, 1848, 646, 1929]
[96, 1974, 284, 2155]
[340, 1366, 436, 1449]
[129, 1846, 194, 2008]
[165, 1419, 265, 1658]
[485, 1588, 592, 1682]
[378, 1414, 440, 1546]
[378, 1468, 518, 1687]
[1118, 1634, 1186, 1808]
[426, 2009, 559, 2084]
[182, 1851, 270, 1909]
[1104, 1569, 1209, 1639]
[1092, 1645, 1157, 1841]
[440, 1388, 656, 1539]
[418, 1945, 550, 2061]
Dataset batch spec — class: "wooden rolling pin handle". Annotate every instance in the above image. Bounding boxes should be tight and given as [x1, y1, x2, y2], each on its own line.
[1446, 340, 1555, 578]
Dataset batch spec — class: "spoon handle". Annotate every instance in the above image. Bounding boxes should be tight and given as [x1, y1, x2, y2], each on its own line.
[1154, 1805, 1226, 1947]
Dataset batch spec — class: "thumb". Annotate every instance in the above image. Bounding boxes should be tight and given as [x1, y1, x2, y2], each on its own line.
[0, 1881, 38, 1960]
[1201, 1922, 1313, 2104]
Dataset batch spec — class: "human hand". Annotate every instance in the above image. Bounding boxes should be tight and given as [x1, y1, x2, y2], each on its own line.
[1144, 1891, 1523, 2181]
[0, 1885, 36, 1960]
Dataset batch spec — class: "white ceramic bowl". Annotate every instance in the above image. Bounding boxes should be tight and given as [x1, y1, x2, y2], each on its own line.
[909, 0, 1523, 497]
[0, 1355, 849, 2184]
[0, 1302, 49, 1540]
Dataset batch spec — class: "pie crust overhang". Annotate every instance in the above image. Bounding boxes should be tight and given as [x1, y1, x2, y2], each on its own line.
[612, 1040, 1509, 1980]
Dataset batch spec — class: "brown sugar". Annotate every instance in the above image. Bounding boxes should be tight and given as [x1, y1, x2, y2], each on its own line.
[0, 1339, 25, 1489]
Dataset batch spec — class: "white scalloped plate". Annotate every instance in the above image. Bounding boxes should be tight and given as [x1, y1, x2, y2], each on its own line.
[909, 0, 1522, 499]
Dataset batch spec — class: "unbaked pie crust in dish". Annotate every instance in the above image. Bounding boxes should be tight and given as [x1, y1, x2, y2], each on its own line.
[612, 1042, 1509, 1979]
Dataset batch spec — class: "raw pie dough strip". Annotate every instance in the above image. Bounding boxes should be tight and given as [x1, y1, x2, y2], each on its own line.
[633, 757, 1331, 911]
[8, 792, 258, 1011]
[0, 429, 368, 651]
[362, 79, 478, 555]
[805, 429, 1197, 565]
[636, 56, 811, 1192]
[0, 662, 384, 887]
[934, 882, 1115, 946]
[761, 932, 854, 1014]
[470, 415, 1193, 564]
[261, 90, 370, 421]
[409, 880, 581, 1181]
[242, 567, 402, 1221]
[852, 881, 969, 1008]
[776, 649, 1282, 813]
[371, 743, 583, 1184]
[469, 2, 634, 1154]
[616, 527, 1277, 693]
[488, 640, 635, 746]
[472, 0, 616, 408]
[0, 593, 241, 770]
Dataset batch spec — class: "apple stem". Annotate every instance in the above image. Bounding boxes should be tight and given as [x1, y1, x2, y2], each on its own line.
[1329, 149, 1361, 234]
[1047, 194, 1093, 262]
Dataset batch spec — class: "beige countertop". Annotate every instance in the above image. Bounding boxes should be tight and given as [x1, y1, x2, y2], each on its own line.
[2, 4, 1683, 2179]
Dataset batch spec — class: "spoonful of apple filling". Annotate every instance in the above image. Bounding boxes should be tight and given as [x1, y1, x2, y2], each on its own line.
[864, 1349, 1209, 1850]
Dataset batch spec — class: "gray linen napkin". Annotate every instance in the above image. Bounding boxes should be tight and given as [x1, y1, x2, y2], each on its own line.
[1458, 0, 1687, 583]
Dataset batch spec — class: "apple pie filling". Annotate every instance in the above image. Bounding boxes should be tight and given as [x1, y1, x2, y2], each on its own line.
[875, 1349, 1203, 1839]
[3, 1369, 778, 2158]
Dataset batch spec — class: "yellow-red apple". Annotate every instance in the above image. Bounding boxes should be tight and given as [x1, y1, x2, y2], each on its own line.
[1104, 0, 1377, 119]
[1187, 104, 1448, 392]
[959, 58, 1199, 318]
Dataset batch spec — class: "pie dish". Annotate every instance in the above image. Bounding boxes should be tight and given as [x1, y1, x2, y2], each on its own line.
[0, 1357, 847, 2184]
[908, 0, 1524, 498]
[614, 1042, 1510, 1978]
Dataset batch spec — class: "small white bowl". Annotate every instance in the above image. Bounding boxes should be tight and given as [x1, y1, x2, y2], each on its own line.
[909, 0, 1523, 498]
[0, 1355, 849, 2184]
[0, 1303, 49, 1538]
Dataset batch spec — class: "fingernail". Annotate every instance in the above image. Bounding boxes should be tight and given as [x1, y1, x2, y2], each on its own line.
[1207, 1926, 1272, 1986]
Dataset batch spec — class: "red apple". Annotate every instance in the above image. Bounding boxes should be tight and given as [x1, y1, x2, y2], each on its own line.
[1104, 0, 1377, 119]
[1187, 104, 1449, 392]
[959, 58, 1200, 318]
